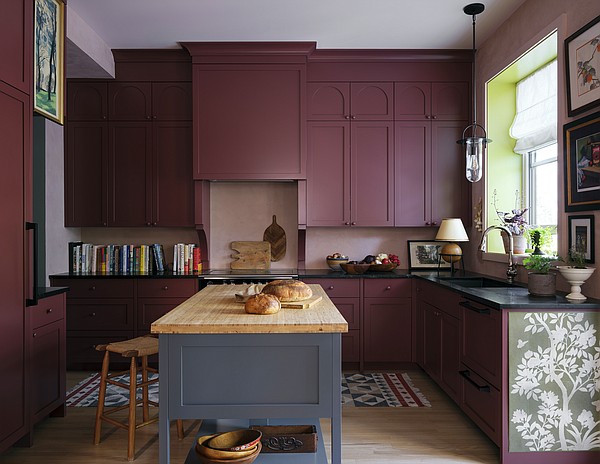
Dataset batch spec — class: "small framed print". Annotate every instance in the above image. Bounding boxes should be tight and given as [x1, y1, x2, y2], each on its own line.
[568, 215, 595, 264]
[407, 240, 450, 270]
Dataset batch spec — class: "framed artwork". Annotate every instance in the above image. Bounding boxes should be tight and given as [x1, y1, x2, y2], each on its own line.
[565, 13, 600, 116]
[34, 0, 65, 125]
[568, 215, 595, 264]
[407, 241, 450, 270]
[564, 110, 600, 211]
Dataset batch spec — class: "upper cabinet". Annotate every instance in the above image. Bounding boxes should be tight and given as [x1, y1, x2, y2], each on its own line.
[307, 82, 393, 120]
[107, 82, 192, 121]
[0, 0, 32, 94]
[67, 82, 108, 120]
[183, 42, 316, 180]
[395, 82, 469, 121]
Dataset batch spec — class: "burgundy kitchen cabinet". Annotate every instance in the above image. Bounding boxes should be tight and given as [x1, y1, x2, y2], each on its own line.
[67, 82, 108, 121]
[0, 81, 30, 453]
[303, 278, 361, 366]
[0, 0, 32, 94]
[394, 82, 469, 121]
[395, 120, 467, 226]
[29, 293, 66, 427]
[417, 280, 461, 403]
[307, 82, 393, 120]
[363, 279, 413, 365]
[307, 120, 394, 226]
[108, 82, 192, 121]
[192, 64, 306, 179]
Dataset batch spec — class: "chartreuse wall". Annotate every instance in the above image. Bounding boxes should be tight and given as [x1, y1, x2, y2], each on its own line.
[485, 32, 557, 253]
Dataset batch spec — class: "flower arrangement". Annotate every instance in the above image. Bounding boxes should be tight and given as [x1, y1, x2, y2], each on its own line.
[493, 189, 528, 236]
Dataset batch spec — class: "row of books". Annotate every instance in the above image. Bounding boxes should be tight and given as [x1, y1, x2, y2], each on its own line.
[68, 242, 201, 274]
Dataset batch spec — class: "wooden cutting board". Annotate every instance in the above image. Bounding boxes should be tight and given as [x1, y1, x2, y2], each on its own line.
[263, 215, 286, 262]
[230, 241, 271, 270]
[281, 295, 323, 309]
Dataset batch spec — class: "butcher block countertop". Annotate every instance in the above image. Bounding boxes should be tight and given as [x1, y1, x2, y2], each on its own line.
[151, 284, 348, 335]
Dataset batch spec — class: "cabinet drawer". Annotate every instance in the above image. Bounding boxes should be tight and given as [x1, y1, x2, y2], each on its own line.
[66, 299, 134, 331]
[460, 367, 501, 446]
[304, 278, 360, 298]
[137, 279, 197, 298]
[138, 297, 189, 331]
[63, 279, 134, 299]
[30, 293, 65, 329]
[363, 278, 411, 298]
[67, 333, 132, 369]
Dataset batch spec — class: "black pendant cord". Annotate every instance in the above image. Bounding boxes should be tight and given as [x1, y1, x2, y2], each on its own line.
[471, 13, 477, 129]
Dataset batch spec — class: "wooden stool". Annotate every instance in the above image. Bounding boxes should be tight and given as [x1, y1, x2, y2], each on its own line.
[93, 336, 183, 461]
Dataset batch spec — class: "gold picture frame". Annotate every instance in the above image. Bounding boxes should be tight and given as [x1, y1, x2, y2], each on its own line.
[34, 0, 65, 125]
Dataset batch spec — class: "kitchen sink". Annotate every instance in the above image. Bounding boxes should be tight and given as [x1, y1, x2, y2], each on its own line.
[438, 277, 516, 288]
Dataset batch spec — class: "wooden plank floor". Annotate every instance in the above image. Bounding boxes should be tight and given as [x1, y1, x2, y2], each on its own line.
[0, 369, 499, 463]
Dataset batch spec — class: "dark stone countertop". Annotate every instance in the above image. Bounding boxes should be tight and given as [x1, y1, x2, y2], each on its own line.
[37, 286, 69, 299]
[50, 272, 199, 279]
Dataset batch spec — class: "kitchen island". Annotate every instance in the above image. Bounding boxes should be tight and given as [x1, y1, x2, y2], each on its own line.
[151, 284, 348, 464]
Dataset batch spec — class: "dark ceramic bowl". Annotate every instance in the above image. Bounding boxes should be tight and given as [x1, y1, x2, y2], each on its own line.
[326, 257, 349, 271]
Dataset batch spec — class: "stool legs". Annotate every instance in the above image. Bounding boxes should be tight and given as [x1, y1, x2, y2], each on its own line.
[93, 350, 110, 445]
[127, 357, 137, 461]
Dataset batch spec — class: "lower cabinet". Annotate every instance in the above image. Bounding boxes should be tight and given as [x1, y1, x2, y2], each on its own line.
[49, 276, 197, 369]
[28, 292, 67, 442]
[304, 277, 412, 368]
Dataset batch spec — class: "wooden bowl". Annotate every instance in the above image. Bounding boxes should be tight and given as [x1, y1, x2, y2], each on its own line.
[369, 263, 398, 272]
[196, 435, 258, 460]
[206, 429, 262, 452]
[339, 263, 371, 275]
[195, 441, 261, 464]
[326, 257, 349, 271]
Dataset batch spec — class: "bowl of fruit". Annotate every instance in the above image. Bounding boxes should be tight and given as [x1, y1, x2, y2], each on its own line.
[365, 253, 400, 272]
[326, 253, 349, 271]
[339, 261, 372, 275]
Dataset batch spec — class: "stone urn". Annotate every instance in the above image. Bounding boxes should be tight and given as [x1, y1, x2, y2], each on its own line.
[527, 272, 556, 297]
[556, 266, 596, 301]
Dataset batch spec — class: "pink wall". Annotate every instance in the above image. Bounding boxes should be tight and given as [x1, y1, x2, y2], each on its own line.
[464, 0, 600, 298]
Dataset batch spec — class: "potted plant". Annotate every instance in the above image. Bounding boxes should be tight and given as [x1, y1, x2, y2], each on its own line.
[493, 189, 528, 254]
[556, 247, 596, 301]
[526, 225, 555, 255]
[522, 254, 559, 296]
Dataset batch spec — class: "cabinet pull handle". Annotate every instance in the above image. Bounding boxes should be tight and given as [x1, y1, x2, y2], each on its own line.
[425, 221, 431, 226]
[26, 222, 38, 306]
[351, 222, 356, 225]
[344, 115, 350, 120]
[90, 286, 96, 291]
[91, 312, 96, 317]
[431, 221, 437, 225]
[385, 286, 391, 290]
[344, 222, 350, 225]
[351, 115, 356, 119]
[459, 370, 491, 392]
[47, 308, 53, 314]
[33, 332, 37, 338]
[328, 286, 334, 290]
[459, 300, 491, 315]
[425, 114, 431, 119]
[432, 115, 437, 119]
[163, 286, 168, 291]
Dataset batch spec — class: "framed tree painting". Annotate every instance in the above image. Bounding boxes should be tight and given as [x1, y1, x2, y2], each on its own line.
[564, 110, 600, 211]
[34, 0, 65, 125]
[565, 13, 600, 116]
[407, 240, 450, 270]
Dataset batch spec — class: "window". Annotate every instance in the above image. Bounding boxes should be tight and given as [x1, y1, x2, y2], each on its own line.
[525, 143, 557, 227]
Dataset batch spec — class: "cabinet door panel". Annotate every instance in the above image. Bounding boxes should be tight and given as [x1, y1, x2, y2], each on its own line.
[108, 82, 152, 120]
[351, 121, 394, 226]
[363, 297, 412, 362]
[0, 83, 27, 448]
[330, 297, 360, 330]
[307, 122, 350, 226]
[342, 330, 360, 363]
[303, 278, 360, 298]
[460, 366, 501, 446]
[67, 333, 131, 369]
[137, 279, 197, 298]
[152, 82, 192, 120]
[307, 82, 349, 120]
[153, 122, 194, 226]
[422, 302, 442, 380]
[431, 121, 468, 224]
[394, 121, 429, 226]
[108, 122, 152, 226]
[67, 82, 108, 120]
[431, 82, 469, 121]
[65, 122, 108, 226]
[64, 279, 134, 299]
[0, 0, 31, 93]
[137, 297, 189, 331]
[394, 82, 430, 120]
[441, 313, 460, 402]
[351, 83, 393, 120]
[66, 300, 134, 331]
[363, 278, 411, 298]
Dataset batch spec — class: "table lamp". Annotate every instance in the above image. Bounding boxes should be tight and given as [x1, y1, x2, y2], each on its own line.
[435, 218, 469, 273]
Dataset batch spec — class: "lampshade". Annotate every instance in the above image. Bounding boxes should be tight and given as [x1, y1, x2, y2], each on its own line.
[435, 218, 469, 242]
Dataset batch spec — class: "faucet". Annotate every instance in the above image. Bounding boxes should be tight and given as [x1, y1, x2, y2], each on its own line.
[479, 225, 518, 283]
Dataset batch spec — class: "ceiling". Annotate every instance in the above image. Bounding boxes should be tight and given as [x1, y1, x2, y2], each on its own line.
[67, 0, 527, 51]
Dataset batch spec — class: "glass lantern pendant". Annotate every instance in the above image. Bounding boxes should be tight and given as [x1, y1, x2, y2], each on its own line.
[460, 122, 489, 183]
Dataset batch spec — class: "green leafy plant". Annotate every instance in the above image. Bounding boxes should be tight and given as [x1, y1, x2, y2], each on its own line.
[527, 226, 556, 255]
[567, 247, 588, 268]
[522, 254, 560, 274]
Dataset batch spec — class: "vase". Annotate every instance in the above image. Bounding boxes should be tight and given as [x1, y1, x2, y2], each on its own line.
[556, 266, 596, 301]
[501, 232, 527, 254]
[527, 272, 556, 297]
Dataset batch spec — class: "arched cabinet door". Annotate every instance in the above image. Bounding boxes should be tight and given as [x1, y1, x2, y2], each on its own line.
[431, 82, 469, 121]
[67, 82, 108, 120]
[350, 83, 393, 120]
[394, 82, 431, 120]
[307, 82, 349, 120]
[152, 82, 192, 120]
[108, 82, 152, 120]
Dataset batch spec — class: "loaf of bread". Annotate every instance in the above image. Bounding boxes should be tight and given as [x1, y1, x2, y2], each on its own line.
[244, 293, 281, 315]
[261, 280, 312, 302]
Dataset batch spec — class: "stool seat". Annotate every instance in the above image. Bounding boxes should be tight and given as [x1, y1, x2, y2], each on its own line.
[93, 335, 182, 461]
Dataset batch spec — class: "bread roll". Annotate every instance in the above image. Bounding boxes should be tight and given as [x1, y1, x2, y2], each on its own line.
[261, 280, 312, 302]
[244, 293, 281, 315]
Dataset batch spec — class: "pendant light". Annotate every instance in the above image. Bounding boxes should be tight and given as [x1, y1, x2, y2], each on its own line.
[458, 3, 491, 183]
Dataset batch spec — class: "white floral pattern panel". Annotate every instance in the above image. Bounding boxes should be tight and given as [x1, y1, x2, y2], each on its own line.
[509, 311, 600, 452]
